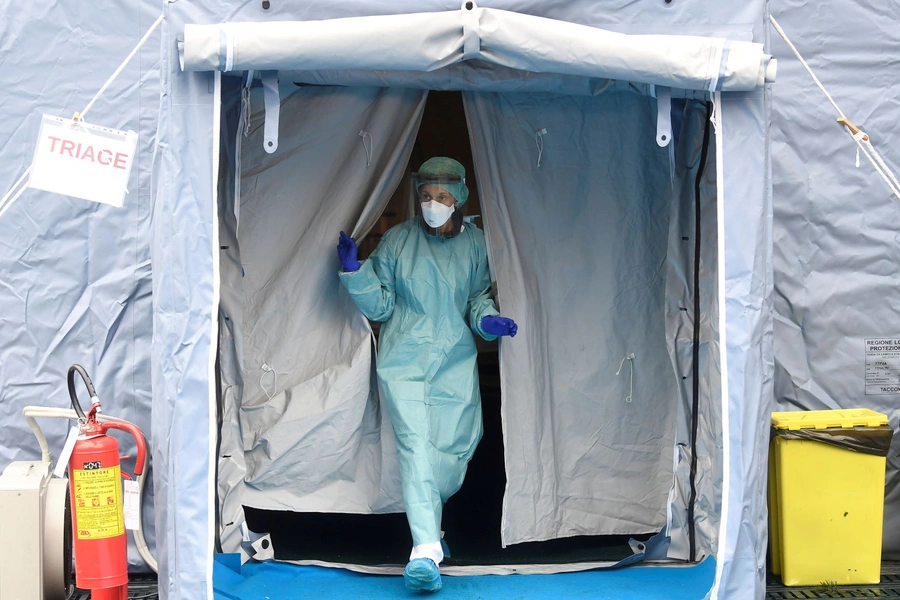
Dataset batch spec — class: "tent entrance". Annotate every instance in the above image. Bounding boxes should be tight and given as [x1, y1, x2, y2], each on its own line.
[216, 79, 720, 569]
[244, 353, 649, 566]
[239, 90, 653, 566]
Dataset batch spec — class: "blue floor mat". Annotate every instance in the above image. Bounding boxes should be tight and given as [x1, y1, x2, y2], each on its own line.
[214, 557, 716, 600]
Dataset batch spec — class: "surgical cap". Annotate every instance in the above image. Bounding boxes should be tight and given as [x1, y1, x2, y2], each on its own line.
[418, 157, 470, 206]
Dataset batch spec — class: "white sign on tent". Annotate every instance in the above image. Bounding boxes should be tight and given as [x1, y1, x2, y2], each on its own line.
[29, 114, 137, 208]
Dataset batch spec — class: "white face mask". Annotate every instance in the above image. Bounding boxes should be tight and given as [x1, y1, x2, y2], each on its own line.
[420, 201, 455, 228]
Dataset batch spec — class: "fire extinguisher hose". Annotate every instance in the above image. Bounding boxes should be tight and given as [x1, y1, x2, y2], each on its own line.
[67, 364, 98, 421]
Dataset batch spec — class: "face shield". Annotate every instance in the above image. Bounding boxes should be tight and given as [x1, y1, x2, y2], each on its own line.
[411, 172, 465, 239]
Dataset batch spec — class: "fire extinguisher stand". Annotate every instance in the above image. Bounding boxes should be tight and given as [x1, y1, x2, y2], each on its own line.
[66, 365, 147, 600]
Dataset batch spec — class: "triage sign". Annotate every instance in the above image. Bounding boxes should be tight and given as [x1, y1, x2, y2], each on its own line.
[29, 114, 138, 208]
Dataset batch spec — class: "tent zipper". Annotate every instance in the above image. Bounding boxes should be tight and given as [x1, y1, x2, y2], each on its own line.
[687, 102, 713, 563]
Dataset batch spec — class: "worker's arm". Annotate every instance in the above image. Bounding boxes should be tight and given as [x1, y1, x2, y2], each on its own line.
[339, 234, 397, 322]
[466, 229, 501, 340]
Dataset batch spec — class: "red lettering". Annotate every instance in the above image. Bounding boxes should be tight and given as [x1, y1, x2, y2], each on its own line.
[80, 145, 95, 162]
[74, 143, 83, 158]
[48, 136, 62, 152]
[60, 140, 76, 157]
[113, 152, 128, 170]
[98, 150, 112, 166]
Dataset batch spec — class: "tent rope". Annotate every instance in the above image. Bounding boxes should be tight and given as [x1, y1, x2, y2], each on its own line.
[0, 167, 31, 218]
[769, 15, 900, 200]
[81, 13, 164, 121]
[0, 12, 164, 219]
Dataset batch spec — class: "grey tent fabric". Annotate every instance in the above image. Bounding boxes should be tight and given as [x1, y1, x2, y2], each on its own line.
[181, 8, 776, 93]
[150, 4, 222, 596]
[662, 100, 722, 562]
[707, 90, 774, 600]
[170, 0, 770, 587]
[0, 0, 785, 598]
[216, 75, 250, 557]
[769, 1, 900, 559]
[464, 89, 678, 546]
[0, 1, 159, 572]
[216, 84, 427, 547]
[281, 62, 739, 99]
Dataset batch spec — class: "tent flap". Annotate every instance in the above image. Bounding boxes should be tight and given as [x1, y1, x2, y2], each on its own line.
[465, 88, 679, 546]
[181, 8, 775, 92]
[222, 84, 428, 525]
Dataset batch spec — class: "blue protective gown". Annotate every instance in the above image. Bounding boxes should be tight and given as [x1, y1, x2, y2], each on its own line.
[339, 218, 499, 548]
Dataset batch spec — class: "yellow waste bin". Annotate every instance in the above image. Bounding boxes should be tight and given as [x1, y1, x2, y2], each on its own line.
[768, 408, 892, 586]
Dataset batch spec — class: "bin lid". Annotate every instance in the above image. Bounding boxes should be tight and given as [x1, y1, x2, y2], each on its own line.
[771, 408, 888, 430]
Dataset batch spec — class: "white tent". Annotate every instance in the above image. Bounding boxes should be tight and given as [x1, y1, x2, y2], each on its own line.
[1, 1, 895, 600]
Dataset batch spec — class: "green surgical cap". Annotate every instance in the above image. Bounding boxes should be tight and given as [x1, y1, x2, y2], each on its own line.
[418, 157, 470, 206]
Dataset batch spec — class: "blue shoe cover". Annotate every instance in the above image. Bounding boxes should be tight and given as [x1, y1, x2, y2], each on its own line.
[404, 558, 442, 593]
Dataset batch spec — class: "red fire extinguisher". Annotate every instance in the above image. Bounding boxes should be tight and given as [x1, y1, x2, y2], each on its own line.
[66, 365, 147, 600]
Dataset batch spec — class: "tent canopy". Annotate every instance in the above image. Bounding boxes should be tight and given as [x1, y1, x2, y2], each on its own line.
[0, 2, 777, 600]
[181, 6, 776, 92]
[163, 4, 773, 600]
[6, 2, 899, 600]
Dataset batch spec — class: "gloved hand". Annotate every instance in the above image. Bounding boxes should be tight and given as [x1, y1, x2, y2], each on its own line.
[337, 231, 360, 272]
[481, 315, 518, 337]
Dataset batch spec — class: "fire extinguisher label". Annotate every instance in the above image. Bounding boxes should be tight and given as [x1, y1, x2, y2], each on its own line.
[71, 465, 125, 539]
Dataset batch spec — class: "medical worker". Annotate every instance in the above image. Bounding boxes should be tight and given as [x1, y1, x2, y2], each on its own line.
[337, 157, 517, 593]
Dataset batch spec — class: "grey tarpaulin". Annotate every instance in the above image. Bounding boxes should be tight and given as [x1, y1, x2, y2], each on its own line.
[151, 2, 220, 596]
[222, 80, 722, 557]
[708, 89, 773, 600]
[213, 72, 730, 567]
[0, 1, 158, 573]
[215, 82, 427, 553]
[206, 72, 768, 600]
[180, 9, 776, 92]
[0, 1, 783, 599]
[663, 100, 722, 563]
[464, 89, 678, 545]
[770, 0, 900, 560]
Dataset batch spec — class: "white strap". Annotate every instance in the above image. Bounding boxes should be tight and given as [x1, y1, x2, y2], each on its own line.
[707, 39, 725, 93]
[534, 128, 547, 168]
[233, 71, 254, 236]
[259, 363, 277, 400]
[224, 24, 235, 72]
[616, 353, 635, 403]
[359, 130, 373, 167]
[261, 70, 280, 154]
[461, 0, 480, 59]
[710, 94, 721, 135]
[656, 86, 672, 147]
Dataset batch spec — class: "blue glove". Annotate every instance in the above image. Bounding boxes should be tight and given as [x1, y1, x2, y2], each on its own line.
[337, 231, 360, 272]
[481, 315, 518, 337]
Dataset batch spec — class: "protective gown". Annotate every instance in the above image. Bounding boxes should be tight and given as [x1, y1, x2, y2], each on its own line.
[339, 217, 499, 553]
